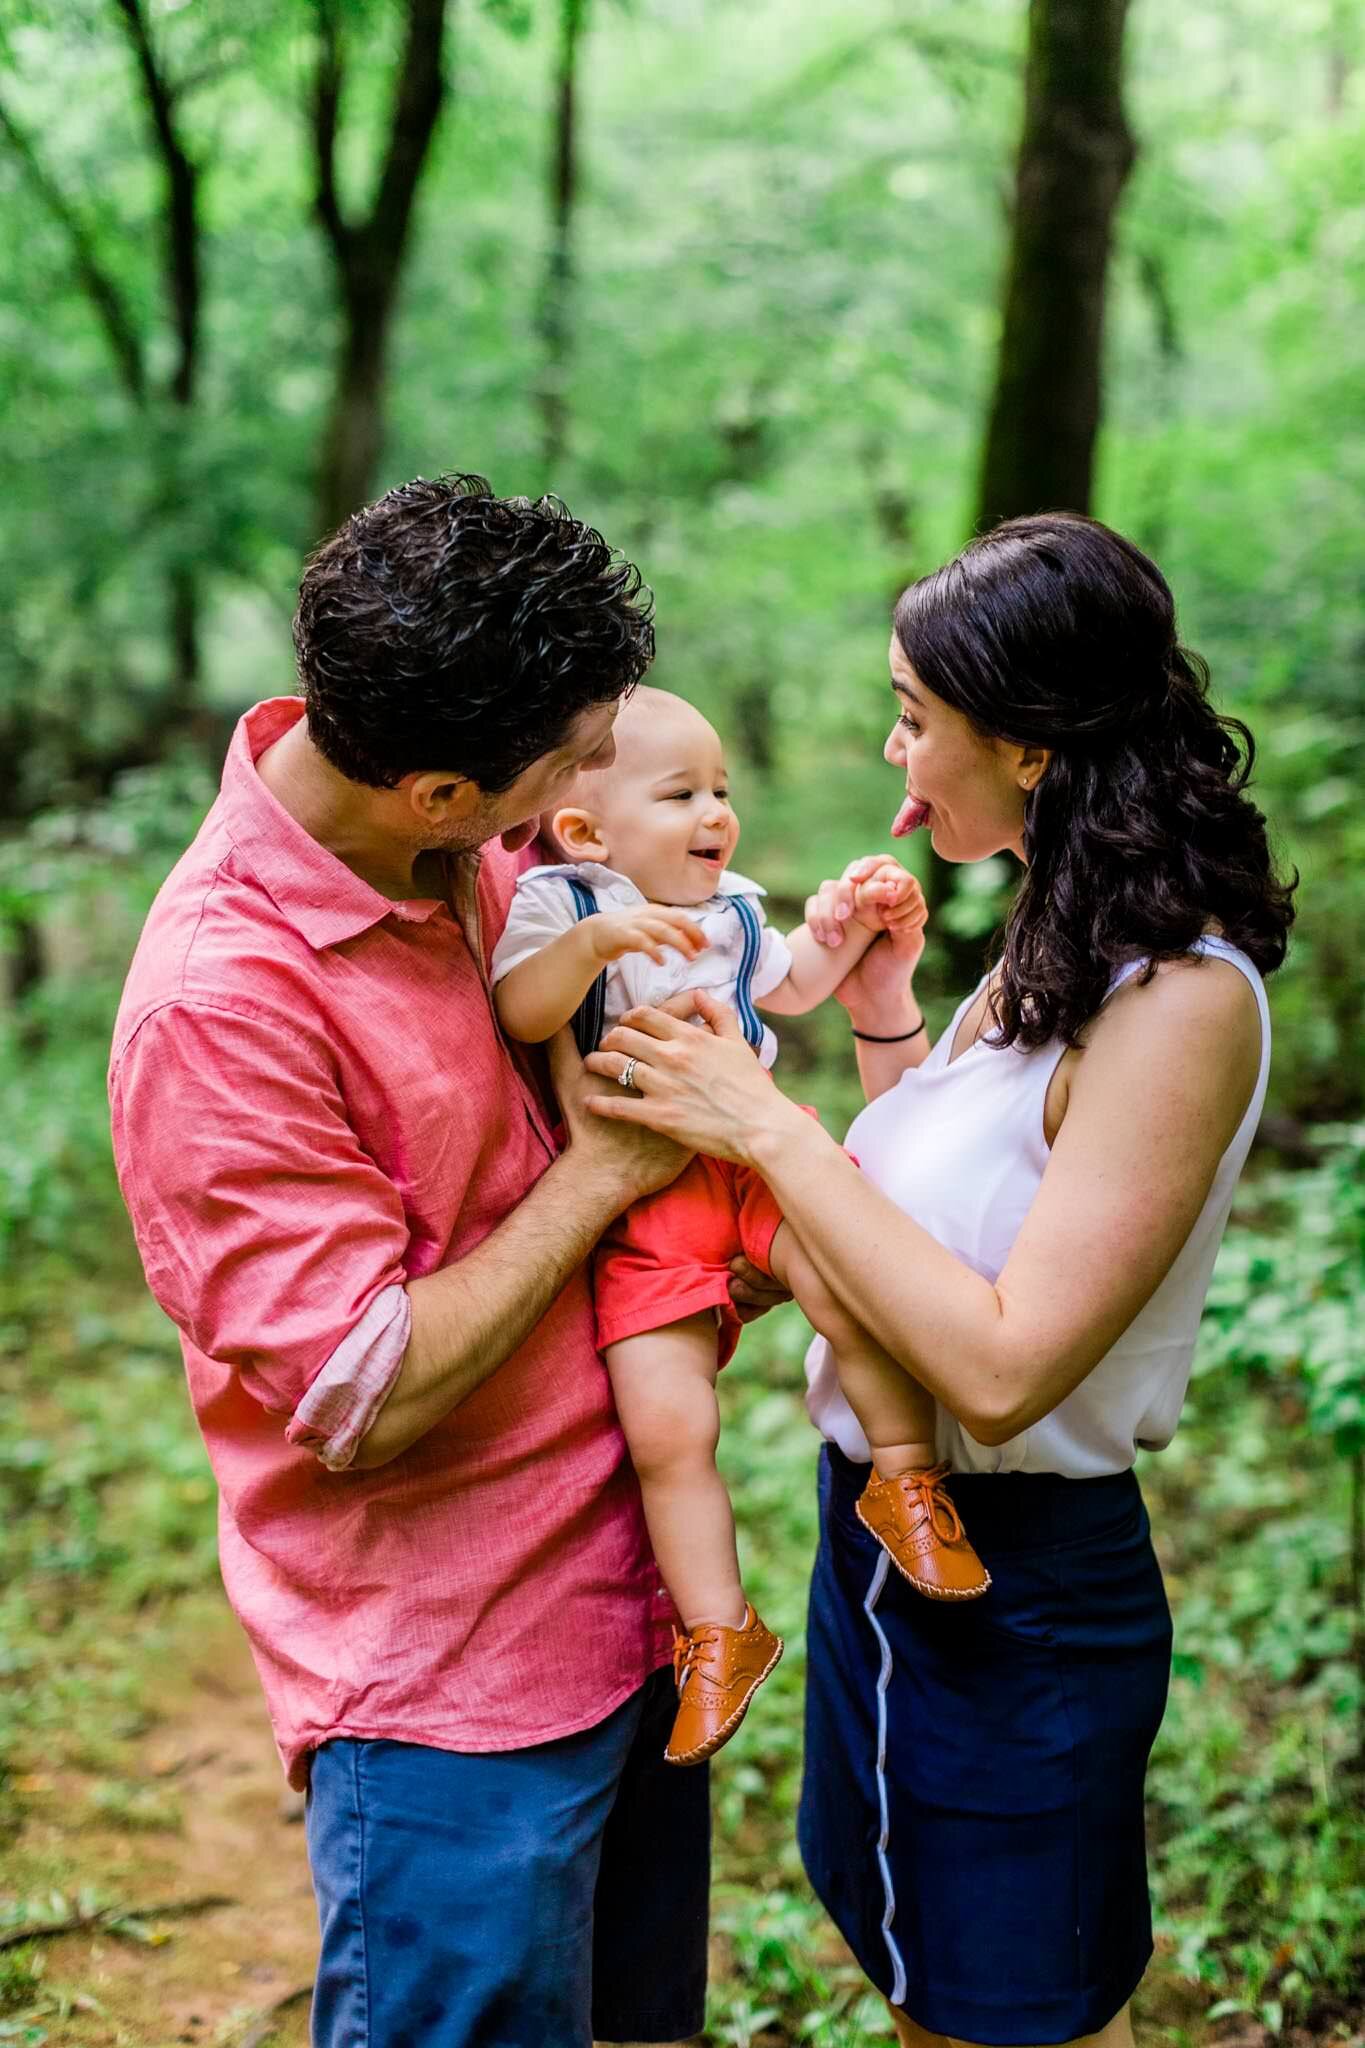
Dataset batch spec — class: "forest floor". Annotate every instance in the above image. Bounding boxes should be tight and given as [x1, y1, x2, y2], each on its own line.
[2, 1600, 315, 2048]
[3, 1584, 1359, 2048]
[2, 1265, 1361, 2048]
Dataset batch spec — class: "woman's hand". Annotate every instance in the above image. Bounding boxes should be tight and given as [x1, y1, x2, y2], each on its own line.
[853, 860, 928, 951]
[806, 856, 926, 960]
[805, 856, 928, 1031]
[583, 993, 807, 1167]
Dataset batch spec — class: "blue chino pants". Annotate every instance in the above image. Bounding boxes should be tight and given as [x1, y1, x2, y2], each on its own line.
[306, 1667, 709, 2048]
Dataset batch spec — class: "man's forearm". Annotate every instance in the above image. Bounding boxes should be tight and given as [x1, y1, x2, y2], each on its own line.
[351, 1152, 624, 1467]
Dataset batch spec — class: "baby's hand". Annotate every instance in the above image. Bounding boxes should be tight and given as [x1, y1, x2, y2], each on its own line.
[588, 904, 709, 967]
[804, 855, 926, 949]
[850, 856, 927, 939]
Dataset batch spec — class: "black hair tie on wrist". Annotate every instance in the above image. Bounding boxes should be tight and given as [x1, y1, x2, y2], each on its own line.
[851, 1019, 926, 1043]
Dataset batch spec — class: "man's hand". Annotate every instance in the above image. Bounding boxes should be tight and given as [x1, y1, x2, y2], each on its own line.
[728, 1255, 792, 1324]
[588, 905, 709, 967]
[549, 1028, 692, 1208]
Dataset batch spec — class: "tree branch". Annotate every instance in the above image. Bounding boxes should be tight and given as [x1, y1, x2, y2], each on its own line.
[110, 0, 201, 406]
[312, 0, 350, 258]
[363, 0, 449, 279]
[310, 0, 451, 532]
[0, 1895, 235, 1952]
[0, 95, 146, 404]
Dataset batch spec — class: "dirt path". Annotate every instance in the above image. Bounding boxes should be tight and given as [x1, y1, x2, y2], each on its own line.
[9, 1595, 316, 2048]
[10, 1591, 1356, 2048]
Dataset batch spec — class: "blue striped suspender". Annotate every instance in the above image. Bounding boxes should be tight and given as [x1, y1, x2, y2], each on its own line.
[564, 874, 765, 1057]
[728, 893, 765, 1052]
[565, 877, 608, 1056]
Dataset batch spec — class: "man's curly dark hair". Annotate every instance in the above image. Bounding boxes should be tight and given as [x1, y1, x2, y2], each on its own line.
[894, 513, 1297, 1051]
[293, 473, 655, 791]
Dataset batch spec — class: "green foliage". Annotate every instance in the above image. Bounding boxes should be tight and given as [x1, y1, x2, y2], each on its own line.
[1, 1, 1363, 2037]
[1142, 1412, 1362, 2028]
[0, 0, 1361, 1109]
[0, 1947, 43, 2017]
[1202, 1125, 1365, 1457]
[0, 1282, 220, 1782]
[0, 761, 211, 1254]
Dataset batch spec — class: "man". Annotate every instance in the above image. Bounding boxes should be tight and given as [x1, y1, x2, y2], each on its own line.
[110, 474, 777, 2047]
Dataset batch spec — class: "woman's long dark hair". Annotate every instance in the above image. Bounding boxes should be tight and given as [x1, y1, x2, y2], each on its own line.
[893, 513, 1297, 1052]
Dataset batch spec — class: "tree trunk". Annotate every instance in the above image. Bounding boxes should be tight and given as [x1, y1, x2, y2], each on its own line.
[112, 0, 205, 720]
[166, 560, 202, 724]
[0, 98, 148, 406]
[976, 0, 1136, 529]
[113, 0, 201, 406]
[926, 0, 1135, 982]
[734, 681, 775, 781]
[1327, 0, 1353, 116]
[537, 0, 588, 478]
[317, 294, 395, 540]
[312, 0, 450, 538]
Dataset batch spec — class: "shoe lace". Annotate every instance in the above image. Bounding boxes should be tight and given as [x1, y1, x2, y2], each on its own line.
[672, 1624, 718, 1694]
[898, 1462, 964, 1544]
[672, 1629, 699, 1692]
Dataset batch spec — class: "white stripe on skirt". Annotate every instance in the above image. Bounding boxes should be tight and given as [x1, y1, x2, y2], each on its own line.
[862, 1551, 908, 2007]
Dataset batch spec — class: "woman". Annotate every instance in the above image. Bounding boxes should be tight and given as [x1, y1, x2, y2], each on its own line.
[582, 514, 1296, 2048]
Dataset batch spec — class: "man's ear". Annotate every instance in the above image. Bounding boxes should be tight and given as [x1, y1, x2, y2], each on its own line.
[549, 806, 610, 864]
[406, 772, 481, 830]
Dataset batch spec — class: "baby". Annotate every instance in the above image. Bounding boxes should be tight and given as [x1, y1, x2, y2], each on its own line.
[490, 687, 988, 1767]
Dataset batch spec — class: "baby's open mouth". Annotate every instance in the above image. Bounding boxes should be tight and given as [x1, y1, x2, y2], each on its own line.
[690, 848, 724, 863]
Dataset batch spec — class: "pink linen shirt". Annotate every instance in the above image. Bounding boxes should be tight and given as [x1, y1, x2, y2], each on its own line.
[110, 698, 672, 1787]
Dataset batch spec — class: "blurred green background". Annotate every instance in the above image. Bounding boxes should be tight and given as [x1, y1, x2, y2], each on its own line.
[1, 0, 1363, 2041]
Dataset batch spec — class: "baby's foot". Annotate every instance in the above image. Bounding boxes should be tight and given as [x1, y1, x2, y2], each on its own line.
[856, 1463, 991, 1601]
[664, 1605, 783, 1766]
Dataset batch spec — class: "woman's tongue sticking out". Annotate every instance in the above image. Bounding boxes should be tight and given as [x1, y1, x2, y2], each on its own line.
[891, 794, 930, 839]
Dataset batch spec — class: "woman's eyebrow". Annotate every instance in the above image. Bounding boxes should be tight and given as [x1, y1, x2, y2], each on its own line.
[893, 680, 922, 706]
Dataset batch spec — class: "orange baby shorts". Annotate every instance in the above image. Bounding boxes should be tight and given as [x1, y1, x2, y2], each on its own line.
[593, 1104, 843, 1369]
[593, 1152, 786, 1369]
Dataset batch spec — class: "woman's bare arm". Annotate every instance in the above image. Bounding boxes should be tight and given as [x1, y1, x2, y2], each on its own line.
[584, 959, 1262, 1444]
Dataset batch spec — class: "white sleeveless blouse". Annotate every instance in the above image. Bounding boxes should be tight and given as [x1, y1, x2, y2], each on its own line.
[804, 936, 1271, 1478]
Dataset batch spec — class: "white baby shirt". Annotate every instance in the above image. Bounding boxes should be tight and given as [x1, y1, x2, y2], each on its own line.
[489, 861, 794, 1069]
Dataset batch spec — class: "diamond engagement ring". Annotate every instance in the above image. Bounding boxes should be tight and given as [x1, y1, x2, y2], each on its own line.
[618, 1057, 639, 1091]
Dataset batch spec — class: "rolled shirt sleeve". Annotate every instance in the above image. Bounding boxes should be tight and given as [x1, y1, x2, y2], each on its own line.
[110, 999, 412, 1461]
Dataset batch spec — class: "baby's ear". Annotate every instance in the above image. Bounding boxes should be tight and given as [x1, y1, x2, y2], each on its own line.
[548, 806, 609, 864]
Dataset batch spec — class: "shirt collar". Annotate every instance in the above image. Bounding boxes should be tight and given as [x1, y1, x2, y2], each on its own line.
[220, 698, 455, 950]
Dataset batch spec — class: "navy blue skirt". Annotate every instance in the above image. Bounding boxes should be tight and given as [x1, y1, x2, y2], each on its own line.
[798, 1446, 1173, 2045]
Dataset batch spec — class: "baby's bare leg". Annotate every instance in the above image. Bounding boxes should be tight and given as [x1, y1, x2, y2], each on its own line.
[768, 1222, 937, 1476]
[605, 1313, 745, 1630]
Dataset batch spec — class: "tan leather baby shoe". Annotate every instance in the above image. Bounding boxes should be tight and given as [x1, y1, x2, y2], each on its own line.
[856, 1462, 991, 1600]
[664, 1605, 783, 1766]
